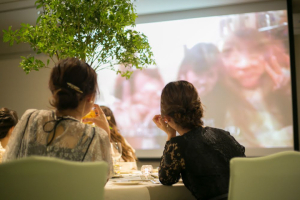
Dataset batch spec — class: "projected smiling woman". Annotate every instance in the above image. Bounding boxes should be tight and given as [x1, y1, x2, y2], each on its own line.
[221, 28, 293, 148]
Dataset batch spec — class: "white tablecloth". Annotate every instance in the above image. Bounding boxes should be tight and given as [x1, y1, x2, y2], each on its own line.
[104, 178, 196, 200]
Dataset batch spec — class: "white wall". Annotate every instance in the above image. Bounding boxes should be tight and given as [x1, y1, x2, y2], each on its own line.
[0, 1, 51, 117]
[0, 54, 52, 117]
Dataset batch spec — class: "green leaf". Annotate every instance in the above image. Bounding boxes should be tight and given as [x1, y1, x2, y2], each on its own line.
[36, 15, 42, 24]
[2, 0, 155, 75]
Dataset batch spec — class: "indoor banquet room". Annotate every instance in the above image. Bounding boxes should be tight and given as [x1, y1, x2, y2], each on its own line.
[0, 0, 300, 200]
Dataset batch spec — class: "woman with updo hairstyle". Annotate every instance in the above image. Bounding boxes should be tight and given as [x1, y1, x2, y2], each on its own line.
[0, 108, 18, 162]
[3, 58, 113, 177]
[0, 108, 18, 148]
[153, 80, 245, 200]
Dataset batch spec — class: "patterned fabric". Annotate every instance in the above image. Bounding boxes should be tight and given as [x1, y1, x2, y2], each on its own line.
[3, 109, 113, 177]
[159, 126, 245, 200]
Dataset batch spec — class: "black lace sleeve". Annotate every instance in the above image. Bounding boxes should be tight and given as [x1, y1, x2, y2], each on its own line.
[159, 140, 185, 185]
[224, 131, 246, 157]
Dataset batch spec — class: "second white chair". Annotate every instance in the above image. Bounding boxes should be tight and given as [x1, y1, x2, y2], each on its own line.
[228, 151, 300, 200]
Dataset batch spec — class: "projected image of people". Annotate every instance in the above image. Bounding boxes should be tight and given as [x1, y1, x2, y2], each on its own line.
[113, 68, 165, 149]
[220, 28, 292, 147]
[95, 10, 293, 154]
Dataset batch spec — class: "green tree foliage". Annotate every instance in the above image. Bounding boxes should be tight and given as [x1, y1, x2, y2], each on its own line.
[2, 0, 155, 78]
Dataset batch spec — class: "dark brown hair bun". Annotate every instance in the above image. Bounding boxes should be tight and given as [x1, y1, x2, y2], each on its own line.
[161, 81, 204, 129]
[49, 58, 98, 111]
[0, 108, 18, 139]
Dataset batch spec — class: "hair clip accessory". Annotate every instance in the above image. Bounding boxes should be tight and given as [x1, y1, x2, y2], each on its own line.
[67, 82, 83, 93]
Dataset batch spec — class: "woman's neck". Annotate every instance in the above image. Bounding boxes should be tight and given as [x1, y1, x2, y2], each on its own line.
[56, 109, 82, 121]
[55, 100, 88, 121]
[167, 120, 192, 136]
[177, 128, 192, 136]
[170, 123, 191, 136]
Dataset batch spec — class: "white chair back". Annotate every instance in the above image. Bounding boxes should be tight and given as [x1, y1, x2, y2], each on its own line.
[0, 156, 108, 200]
[228, 151, 300, 200]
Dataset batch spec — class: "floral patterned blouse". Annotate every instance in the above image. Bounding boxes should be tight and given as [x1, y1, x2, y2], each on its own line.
[3, 109, 113, 178]
[159, 126, 245, 200]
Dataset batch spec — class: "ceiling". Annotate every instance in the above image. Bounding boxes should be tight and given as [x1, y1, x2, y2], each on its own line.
[1, 0, 300, 15]
[135, 0, 300, 14]
[134, 0, 272, 15]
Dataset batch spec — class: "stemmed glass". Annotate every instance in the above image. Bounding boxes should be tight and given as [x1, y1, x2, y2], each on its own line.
[141, 165, 153, 179]
[111, 142, 122, 175]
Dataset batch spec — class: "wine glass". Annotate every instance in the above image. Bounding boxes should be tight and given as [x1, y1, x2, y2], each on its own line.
[141, 165, 153, 179]
[111, 142, 122, 175]
[111, 142, 122, 161]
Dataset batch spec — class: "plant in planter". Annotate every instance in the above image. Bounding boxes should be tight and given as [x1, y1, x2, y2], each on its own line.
[2, 0, 155, 79]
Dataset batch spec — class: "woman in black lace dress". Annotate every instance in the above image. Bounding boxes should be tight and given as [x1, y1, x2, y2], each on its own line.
[153, 81, 245, 200]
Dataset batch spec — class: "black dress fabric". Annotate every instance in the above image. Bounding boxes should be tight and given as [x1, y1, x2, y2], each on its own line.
[159, 126, 245, 200]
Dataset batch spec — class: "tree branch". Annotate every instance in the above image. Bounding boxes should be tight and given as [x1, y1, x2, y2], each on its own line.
[56, 50, 60, 60]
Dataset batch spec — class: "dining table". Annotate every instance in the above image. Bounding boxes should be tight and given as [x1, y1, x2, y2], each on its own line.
[104, 173, 197, 200]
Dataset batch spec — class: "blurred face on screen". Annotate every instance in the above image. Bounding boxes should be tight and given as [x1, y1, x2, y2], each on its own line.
[132, 72, 162, 116]
[222, 35, 266, 89]
[180, 69, 218, 96]
[178, 43, 220, 96]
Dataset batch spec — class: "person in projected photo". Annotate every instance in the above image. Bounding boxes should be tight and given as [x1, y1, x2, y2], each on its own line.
[3, 58, 113, 178]
[177, 43, 227, 128]
[114, 68, 165, 149]
[153, 80, 245, 200]
[221, 28, 292, 147]
[100, 106, 137, 169]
